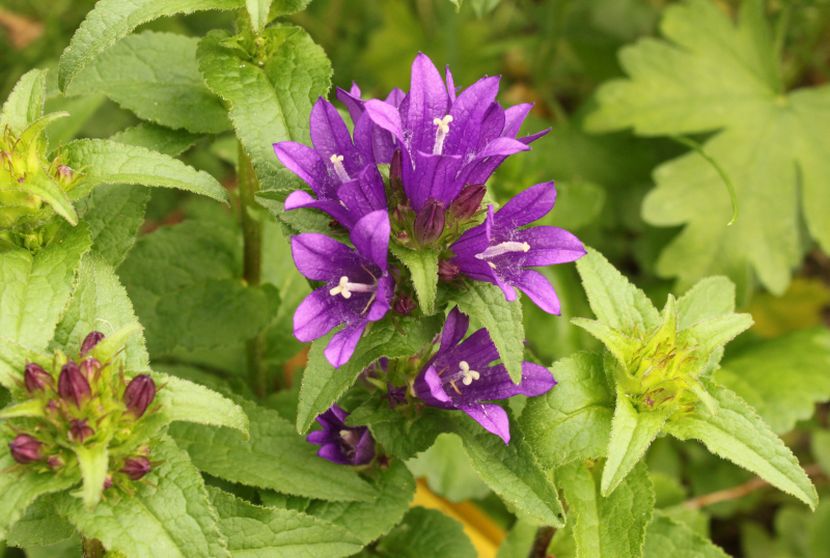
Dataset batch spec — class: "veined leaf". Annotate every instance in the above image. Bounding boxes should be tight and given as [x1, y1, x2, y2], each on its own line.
[245, 0, 273, 32]
[5, 498, 75, 549]
[208, 487, 363, 557]
[449, 282, 525, 383]
[156, 373, 249, 434]
[644, 513, 729, 558]
[170, 401, 376, 502]
[68, 32, 230, 134]
[62, 139, 228, 203]
[0, 224, 91, 352]
[666, 383, 818, 509]
[0, 69, 47, 135]
[372, 507, 476, 558]
[197, 25, 331, 192]
[587, 0, 830, 294]
[74, 445, 109, 509]
[391, 245, 439, 315]
[295, 317, 441, 434]
[57, 0, 244, 91]
[56, 437, 229, 558]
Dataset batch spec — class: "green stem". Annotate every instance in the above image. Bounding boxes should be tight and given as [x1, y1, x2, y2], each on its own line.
[82, 537, 105, 558]
[237, 144, 267, 398]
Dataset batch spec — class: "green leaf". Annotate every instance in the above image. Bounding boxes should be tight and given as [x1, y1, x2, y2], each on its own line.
[559, 460, 654, 558]
[407, 433, 490, 502]
[62, 138, 228, 203]
[56, 437, 229, 558]
[666, 383, 818, 509]
[575, 247, 659, 332]
[5, 498, 75, 549]
[390, 245, 439, 315]
[0, 69, 47, 135]
[74, 445, 108, 509]
[520, 352, 613, 469]
[644, 513, 728, 558]
[156, 373, 249, 433]
[372, 507, 476, 558]
[53, 254, 149, 371]
[170, 401, 376, 502]
[299, 459, 415, 544]
[110, 122, 201, 155]
[0, 224, 91, 352]
[0, 453, 78, 540]
[587, 0, 830, 294]
[676, 276, 737, 329]
[457, 417, 565, 527]
[715, 328, 830, 434]
[268, 0, 312, 18]
[78, 185, 149, 267]
[21, 174, 79, 226]
[68, 32, 230, 134]
[197, 25, 331, 191]
[245, 0, 273, 32]
[602, 387, 669, 496]
[208, 487, 363, 557]
[57, 0, 244, 91]
[449, 282, 525, 383]
[296, 317, 441, 434]
[0, 340, 49, 391]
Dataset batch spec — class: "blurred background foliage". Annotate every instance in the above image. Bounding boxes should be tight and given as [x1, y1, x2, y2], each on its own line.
[2, 0, 830, 556]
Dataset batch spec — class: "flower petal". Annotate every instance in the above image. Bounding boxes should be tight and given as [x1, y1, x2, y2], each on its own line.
[310, 98, 363, 178]
[291, 234, 359, 281]
[325, 321, 368, 367]
[273, 142, 334, 198]
[350, 210, 390, 270]
[445, 76, 500, 155]
[445, 65, 457, 102]
[405, 53, 450, 154]
[413, 365, 453, 407]
[440, 307, 470, 352]
[337, 168, 387, 218]
[336, 85, 365, 125]
[367, 275, 394, 322]
[285, 190, 356, 228]
[513, 269, 561, 315]
[460, 403, 511, 444]
[409, 151, 464, 210]
[517, 226, 586, 266]
[502, 103, 533, 137]
[494, 182, 556, 229]
[306, 430, 330, 444]
[294, 287, 343, 342]
[364, 99, 405, 143]
[318, 443, 349, 465]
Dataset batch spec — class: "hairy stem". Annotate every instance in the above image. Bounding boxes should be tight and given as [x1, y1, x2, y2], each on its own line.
[81, 537, 105, 558]
[238, 144, 267, 397]
[528, 526, 555, 558]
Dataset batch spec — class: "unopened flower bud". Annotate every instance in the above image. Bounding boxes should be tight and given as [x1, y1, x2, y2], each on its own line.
[123, 375, 156, 418]
[9, 434, 42, 464]
[69, 419, 94, 443]
[80, 331, 105, 356]
[57, 165, 74, 182]
[449, 184, 486, 220]
[103, 475, 113, 490]
[414, 199, 446, 245]
[438, 260, 460, 282]
[24, 363, 53, 393]
[47, 455, 64, 470]
[58, 361, 91, 407]
[121, 456, 152, 481]
[79, 357, 102, 381]
[393, 295, 416, 315]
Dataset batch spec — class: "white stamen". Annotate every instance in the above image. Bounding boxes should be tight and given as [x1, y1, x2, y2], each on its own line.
[458, 360, 481, 386]
[432, 114, 453, 155]
[329, 154, 351, 182]
[329, 276, 375, 299]
[475, 241, 531, 261]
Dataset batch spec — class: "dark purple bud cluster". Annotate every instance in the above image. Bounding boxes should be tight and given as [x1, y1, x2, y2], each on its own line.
[4, 331, 157, 487]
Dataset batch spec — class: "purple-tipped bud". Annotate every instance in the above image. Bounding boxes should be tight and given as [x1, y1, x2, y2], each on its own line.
[123, 375, 156, 418]
[47, 455, 64, 470]
[414, 199, 446, 245]
[449, 184, 486, 220]
[121, 456, 152, 481]
[393, 295, 417, 315]
[69, 419, 94, 443]
[103, 475, 113, 490]
[24, 363, 53, 393]
[9, 434, 42, 464]
[80, 331, 105, 356]
[79, 358, 102, 381]
[58, 361, 91, 407]
[438, 260, 460, 282]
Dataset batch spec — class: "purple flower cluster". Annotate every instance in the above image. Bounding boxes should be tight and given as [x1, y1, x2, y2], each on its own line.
[276, 53, 584, 452]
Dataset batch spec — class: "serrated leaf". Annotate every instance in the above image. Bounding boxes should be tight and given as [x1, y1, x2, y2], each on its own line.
[62, 138, 228, 203]
[78, 185, 150, 267]
[666, 383, 818, 509]
[300, 459, 415, 544]
[208, 487, 363, 557]
[296, 317, 441, 434]
[22, 174, 78, 226]
[5, 498, 75, 549]
[56, 436, 229, 558]
[58, 0, 244, 91]
[245, 0, 273, 32]
[602, 387, 669, 496]
[391, 245, 439, 315]
[197, 25, 331, 191]
[521, 352, 613, 469]
[644, 513, 729, 558]
[715, 328, 830, 434]
[0, 224, 91, 352]
[575, 247, 659, 332]
[156, 373, 249, 433]
[0, 69, 47, 135]
[268, 0, 312, 18]
[458, 417, 565, 527]
[372, 507, 476, 558]
[587, 0, 830, 294]
[110, 122, 201, 155]
[407, 433, 490, 502]
[676, 276, 736, 329]
[170, 401, 376, 502]
[559, 460, 654, 558]
[449, 281, 525, 383]
[68, 32, 230, 134]
[0, 453, 78, 540]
